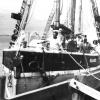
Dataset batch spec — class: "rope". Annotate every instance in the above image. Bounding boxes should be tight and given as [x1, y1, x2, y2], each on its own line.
[67, 51, 100, 81]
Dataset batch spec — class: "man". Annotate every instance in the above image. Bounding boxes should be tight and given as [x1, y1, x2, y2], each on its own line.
[48, 29, 64, 51]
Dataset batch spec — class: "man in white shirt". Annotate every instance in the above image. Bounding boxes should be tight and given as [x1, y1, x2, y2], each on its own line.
[48, 29, 64, 51]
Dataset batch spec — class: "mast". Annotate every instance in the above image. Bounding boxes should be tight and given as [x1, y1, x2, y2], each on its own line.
[70, 0, 76, 32]
[78, 0, 83, 33]
[53, 0, 60, 30]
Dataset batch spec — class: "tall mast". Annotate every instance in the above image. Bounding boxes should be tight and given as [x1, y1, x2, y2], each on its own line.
[78, 0, 83, 33]
[53, 0, 60, 29]
[70, 0, 76, 32]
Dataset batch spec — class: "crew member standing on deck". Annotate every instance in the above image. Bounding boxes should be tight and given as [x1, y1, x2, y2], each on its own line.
[48, 29, 64, 51]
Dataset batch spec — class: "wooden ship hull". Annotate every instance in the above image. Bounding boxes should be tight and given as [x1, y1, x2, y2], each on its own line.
[1, 0, 100, 99]
[3, 49, 100, 72]
[1, 48, 100, 100]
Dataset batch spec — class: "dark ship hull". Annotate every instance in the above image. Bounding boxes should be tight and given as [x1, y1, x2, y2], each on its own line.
[3, 49, 100, 72]
[2, 48, 100, 100]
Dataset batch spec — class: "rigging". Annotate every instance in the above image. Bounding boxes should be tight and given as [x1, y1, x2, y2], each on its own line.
[90, 0, 100, 42]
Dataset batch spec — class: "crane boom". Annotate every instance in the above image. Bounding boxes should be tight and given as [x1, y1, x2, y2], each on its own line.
[10, 0, 34, 47]
[19, 0, 34, 30]
[10, 0, 29, 43]
[12, 0, 28, 32]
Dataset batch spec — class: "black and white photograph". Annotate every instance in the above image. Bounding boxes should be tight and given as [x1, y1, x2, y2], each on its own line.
[0, 0, 100, 100]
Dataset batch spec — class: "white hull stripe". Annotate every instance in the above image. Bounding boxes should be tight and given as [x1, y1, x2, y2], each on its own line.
[19, 65, 100, 77]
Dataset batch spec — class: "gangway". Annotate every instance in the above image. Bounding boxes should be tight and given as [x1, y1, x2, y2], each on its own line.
[4, 78, 100, 100]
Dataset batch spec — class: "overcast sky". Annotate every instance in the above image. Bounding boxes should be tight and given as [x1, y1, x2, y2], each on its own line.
[0, 0, 100, 15]
[0, 0, 100, 41]
[0, 0, 23, 13]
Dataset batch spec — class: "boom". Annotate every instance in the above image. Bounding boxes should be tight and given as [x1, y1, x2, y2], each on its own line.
[43, 0, 63, 40]
[43, 0, 56, 39]
[11, 0, 34, 42]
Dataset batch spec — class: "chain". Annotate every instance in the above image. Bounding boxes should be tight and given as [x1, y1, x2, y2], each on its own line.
[7, 70, 13, 87]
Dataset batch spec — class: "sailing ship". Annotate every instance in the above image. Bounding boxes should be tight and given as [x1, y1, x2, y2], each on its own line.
[1, 0, 100, 100]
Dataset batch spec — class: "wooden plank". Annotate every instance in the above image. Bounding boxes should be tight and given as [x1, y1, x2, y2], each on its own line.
[69, 79, 100, 100]
[6, 80, 71, 100]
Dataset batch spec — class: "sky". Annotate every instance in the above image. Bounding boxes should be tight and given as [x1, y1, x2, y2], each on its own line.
[0, 0, 53, 17]
[0, 0, 100, 43]
[0, 0, 100, 18]
[0, 0, 54, 35]
[0, 0, 23, 35]
[0, 0, 22, 13]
